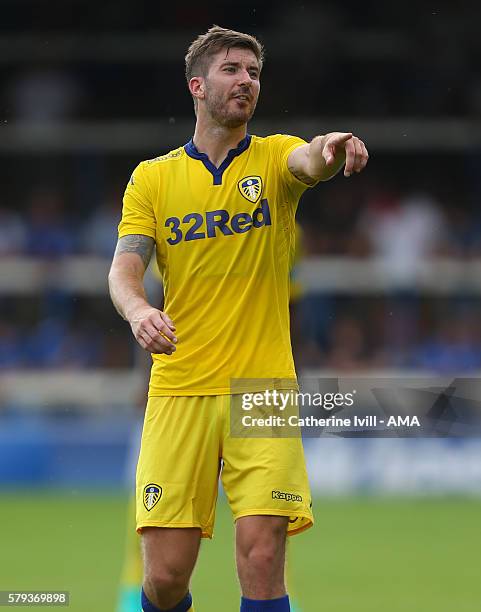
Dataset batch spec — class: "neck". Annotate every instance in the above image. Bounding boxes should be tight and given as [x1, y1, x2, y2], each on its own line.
[192, 118, 247, 168]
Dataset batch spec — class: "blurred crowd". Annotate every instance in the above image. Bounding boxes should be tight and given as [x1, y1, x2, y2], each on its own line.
[2, 173, 481, 372]
[0, 296, 131, 370]
[294, 296, 481, 372]
[0, 189, 120, 258]
[2, 0, 481, 372]
[3, 160, 481, 258]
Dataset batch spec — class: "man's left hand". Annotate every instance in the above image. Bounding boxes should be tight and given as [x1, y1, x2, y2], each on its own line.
[320, 132, 369, 177]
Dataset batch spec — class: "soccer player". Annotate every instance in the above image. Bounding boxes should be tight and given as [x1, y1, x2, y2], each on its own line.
[116, 238, 306, 612]
[108, 25, 368, 612]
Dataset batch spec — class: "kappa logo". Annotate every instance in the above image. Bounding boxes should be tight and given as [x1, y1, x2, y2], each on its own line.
[238, 176, 263, 203]
[272, 490, 303, 503]
[143, 483, 162, 511]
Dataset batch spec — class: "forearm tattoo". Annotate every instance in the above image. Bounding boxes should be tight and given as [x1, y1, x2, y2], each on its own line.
[114, 234, 155, 269]
[288, 167, 318, 185]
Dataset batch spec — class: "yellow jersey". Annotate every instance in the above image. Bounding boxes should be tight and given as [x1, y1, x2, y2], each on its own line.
[118, 133, 313, 395]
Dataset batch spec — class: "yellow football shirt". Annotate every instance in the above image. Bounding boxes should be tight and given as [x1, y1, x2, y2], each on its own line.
[118, 134, 313, 395]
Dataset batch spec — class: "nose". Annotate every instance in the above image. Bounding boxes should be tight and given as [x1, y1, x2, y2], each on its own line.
[237, 69, 253, 87]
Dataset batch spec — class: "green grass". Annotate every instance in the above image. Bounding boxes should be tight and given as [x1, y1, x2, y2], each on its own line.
[0, 493, 480, 611]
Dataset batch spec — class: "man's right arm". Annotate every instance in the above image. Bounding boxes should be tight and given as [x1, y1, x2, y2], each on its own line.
[108, 234, 177, 355]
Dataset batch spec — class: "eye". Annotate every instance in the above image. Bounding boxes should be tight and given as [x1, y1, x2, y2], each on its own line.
[224, 66, 235, 72]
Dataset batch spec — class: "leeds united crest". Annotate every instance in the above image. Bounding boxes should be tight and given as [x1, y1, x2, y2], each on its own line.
[143, 484, 162, 511]
[238, 176, 263, 203]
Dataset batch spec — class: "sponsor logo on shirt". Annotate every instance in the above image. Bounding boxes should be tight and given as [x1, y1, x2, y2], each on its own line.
[164, 199, 271, 245]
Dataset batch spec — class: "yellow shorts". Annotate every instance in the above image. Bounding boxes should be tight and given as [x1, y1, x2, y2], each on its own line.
[136, 395, 313, 538]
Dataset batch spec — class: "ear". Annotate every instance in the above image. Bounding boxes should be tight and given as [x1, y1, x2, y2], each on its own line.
[189, 76, 205, 102]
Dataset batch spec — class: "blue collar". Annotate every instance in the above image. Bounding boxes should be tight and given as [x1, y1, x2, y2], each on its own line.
[184, 134, 252, 185]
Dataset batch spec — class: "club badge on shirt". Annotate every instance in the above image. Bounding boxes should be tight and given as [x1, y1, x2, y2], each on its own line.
[143, 484, 162, 511]
[238, 176, 263, 203]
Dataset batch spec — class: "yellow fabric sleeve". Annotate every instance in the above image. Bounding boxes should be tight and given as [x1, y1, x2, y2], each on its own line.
[118, 162, 156, 239]
[269, 134, 315, 201]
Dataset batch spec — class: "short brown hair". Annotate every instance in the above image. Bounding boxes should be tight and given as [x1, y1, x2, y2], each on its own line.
[185, 25, 264, 83]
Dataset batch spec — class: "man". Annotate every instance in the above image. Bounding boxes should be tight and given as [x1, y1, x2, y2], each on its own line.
[116, 238, 307, 612]
[109, 25, 368, 612]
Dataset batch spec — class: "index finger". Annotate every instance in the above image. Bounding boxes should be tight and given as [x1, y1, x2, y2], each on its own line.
[331, 132, 353, 145]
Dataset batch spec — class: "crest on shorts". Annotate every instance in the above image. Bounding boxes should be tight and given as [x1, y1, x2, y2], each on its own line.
[238, 176, 263, 203]
[143, 484, 162, 511]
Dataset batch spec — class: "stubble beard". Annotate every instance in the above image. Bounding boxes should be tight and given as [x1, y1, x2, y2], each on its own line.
[204, 87, 257, 129]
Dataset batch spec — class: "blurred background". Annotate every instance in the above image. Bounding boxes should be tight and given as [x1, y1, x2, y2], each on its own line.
[1, 1, 481, 610]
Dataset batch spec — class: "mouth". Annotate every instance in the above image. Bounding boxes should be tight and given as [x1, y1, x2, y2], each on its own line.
[232, 94, 251, 102]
